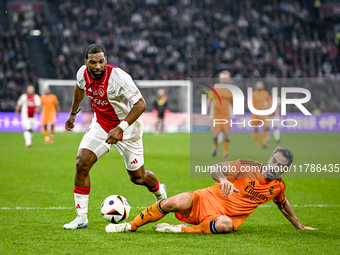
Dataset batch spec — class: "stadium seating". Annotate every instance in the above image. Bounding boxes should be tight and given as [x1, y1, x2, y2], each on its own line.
[1, 0, 340, 112]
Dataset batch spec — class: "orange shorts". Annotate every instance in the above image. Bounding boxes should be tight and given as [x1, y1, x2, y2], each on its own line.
[250, 114, 269, 127]
[212, 116, 231, 132]
[42, 112, 56, 125]
[175, 189, 248, 231]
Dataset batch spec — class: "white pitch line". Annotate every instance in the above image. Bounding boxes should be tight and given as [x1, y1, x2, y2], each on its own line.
[258, 204, 340, 208]
[0, 205, 339, 210]
[0, 207, 74, 210]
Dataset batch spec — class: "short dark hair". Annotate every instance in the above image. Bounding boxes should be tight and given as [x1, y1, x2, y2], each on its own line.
[272, 146, 294, 167]
[84, 44, 106, 59]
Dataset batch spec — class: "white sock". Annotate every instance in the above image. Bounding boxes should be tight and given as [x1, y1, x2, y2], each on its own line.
[74, 193, 89, 220]
[24, 131, 32, 146]
[274, 129, 280, 142]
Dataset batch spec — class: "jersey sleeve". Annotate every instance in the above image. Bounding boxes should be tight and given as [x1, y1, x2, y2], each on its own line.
[76, 65, 87, 90]
[273, 181, 286, 205]
[115, 68, 142, 105]
[17, 94, 24, 106]
[35, 95, 41, 106]
[54, 95, 59, 105]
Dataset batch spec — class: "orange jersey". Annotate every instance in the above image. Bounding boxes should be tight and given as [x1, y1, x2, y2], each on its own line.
[176, 159, 286, 230]
[41, 94, 59, 124]
[252, 90, 270, 110]
[41, 94, 59, 115]
[210, 87, 233, 118]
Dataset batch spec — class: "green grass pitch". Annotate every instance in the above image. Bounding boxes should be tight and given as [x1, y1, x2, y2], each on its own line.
[0, 132, 339, 254]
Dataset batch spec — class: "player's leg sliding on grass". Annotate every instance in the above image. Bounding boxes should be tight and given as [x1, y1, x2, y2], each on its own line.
[106, 147, 318, 234]
[105, 193, 233, 234]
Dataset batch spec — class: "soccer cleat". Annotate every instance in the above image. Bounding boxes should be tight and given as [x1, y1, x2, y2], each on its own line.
[212, 147, 217, 157]
[153, 223, 188, 233]
[223, 155, 229, 160]
[44, 136, 50, 144]
[153, 183, 167, 201]
[63, 214, 88, 230]
[105, 223, 131, 233]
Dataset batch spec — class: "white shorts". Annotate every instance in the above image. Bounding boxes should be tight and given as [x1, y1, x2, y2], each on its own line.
[22, 117, 36, 131]
[79, 121, 144, 171]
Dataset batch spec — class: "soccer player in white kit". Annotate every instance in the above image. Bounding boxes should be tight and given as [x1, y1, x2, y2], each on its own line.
[15, 85, 41, 147]
[63, 44, 167, 230]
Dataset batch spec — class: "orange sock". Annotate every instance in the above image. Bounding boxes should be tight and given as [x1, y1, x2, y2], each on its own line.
[182, 221, 218, 234]
[223, 140, 230, 157]
[43, 130, 48, 137]
[129, 200, 167, 231]
[263, 130, 268, 146]
[253, 132, 259, 146]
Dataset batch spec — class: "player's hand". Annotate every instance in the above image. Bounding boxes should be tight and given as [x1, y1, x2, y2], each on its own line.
[220, 179, 239, 196]
[106, 127, 123, 144]
[298, 226, 318, 231]
[65, 115, 76, 131]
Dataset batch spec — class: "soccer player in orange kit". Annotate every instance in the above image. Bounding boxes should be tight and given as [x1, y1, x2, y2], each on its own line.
[40, 88, 60, 143]
[251, 81, 271, 148]
[207, 70, 233, 159]
[105, 146, 318, 234]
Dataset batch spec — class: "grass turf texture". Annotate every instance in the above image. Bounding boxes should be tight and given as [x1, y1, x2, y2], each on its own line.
[0, 132, 339, 254]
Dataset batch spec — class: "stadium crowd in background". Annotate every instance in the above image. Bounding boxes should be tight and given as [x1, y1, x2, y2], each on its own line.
[0, 23, 39, 111]
[1, 0, 340, 112]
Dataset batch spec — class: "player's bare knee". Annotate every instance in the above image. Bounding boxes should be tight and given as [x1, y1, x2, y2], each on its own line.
[76, 156, 92, 174]
[161, 199, 177, 211]
[214, 216, 233, 233]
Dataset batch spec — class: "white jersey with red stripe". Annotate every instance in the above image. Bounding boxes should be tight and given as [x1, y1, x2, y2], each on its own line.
[77, 64, 143, 141]
[17, 93, 41, 120]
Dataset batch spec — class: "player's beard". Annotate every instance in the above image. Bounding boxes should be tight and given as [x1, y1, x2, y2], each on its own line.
[263, 165, 276, 181]
[88, 66, 106, 80]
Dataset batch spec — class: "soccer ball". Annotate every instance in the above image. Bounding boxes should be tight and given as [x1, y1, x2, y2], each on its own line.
[101, 195, 131, 223]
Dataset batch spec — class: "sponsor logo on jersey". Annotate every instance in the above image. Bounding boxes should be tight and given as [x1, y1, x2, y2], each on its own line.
[129, 90, 140, 100]
[88, 95, 109, 106]
[244, 185, 269, 204]
[249, 181, 255, 187]
[268, 186, 274, 195]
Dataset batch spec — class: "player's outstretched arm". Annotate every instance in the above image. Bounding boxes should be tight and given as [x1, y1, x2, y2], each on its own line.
[209, 162, 239, 197]
[276, 198, 318, 230]
[65, 85, 85, 131]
